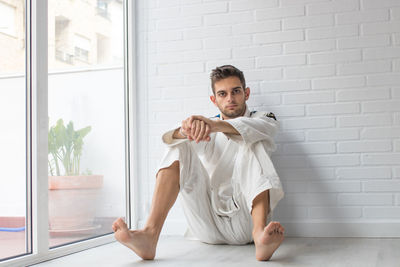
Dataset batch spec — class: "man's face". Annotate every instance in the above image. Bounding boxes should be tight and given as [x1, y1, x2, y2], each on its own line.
[210, 76, 250, 120]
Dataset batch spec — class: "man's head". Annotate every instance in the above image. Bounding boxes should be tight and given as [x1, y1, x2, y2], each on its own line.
[210, 65, 246, 94]
[210, 65, 250, 120]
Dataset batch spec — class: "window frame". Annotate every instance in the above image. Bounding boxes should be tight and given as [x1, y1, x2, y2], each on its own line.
[2, 0, 136, 265]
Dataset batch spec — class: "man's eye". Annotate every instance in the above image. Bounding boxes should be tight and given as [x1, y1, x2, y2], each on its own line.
[218, 93, 226, 97]
[233, 89, 240, 94]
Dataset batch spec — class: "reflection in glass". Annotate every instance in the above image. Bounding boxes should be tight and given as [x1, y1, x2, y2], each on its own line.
[48, 0, 126, 248]
[0, 0, 28, 261]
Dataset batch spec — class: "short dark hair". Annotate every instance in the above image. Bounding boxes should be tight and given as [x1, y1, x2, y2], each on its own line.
[210, 65, 246, 94]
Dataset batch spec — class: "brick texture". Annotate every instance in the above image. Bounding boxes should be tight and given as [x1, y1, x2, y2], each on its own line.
[141, 0, 400, 233]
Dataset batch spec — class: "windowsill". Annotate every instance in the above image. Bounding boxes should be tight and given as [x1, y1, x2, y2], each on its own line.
[0, 216, 117, 260]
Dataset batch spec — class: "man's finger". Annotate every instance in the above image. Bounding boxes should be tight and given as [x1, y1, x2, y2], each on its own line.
[190, 120, 196, 137]
[181, 120, 188, 133]
[194, 120, 201, 141]
[188, 116, 197, 127]
[181, 120, 191, 137]
[191, 119, 198, 137]
[188, 115, 196, 124]
[203, 124, 211, 141]
[196, 121, 206, 143]
[198, 122, 208, 142]
[189, 115, 207, 126]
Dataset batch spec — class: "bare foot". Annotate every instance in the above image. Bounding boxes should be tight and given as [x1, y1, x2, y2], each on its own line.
[112, 218, 158, 260]
[253, 221, 285, 261]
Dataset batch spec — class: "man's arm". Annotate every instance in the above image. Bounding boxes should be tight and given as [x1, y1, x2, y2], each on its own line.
[187, 115, 239, 143]
[188, 113, 279, 146]
[171, 113, 279, 147]
[224, 114, 279, 145]
[171, 115, 240, 143]
[212, 120, 240, 135]
[172, 116, 213, 142]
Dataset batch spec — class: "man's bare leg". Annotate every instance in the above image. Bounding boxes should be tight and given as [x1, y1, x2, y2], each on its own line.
[251, 190, 285, 261]
[112, 161, 180, 260]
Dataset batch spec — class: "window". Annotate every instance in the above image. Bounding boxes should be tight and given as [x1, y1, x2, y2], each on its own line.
[48, 0, 126, 248]
[73, 34, 90, 62]
[96, 33, 110, 64]
[0, 1, 17, 36]
[55, 16, 72, 64]
[0, 0, 28, 261]
[1, 0, 135, 265]
[96, 0, 109, 19]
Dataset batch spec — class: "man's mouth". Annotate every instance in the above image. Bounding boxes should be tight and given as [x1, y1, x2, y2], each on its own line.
[226, 105, 237, 109]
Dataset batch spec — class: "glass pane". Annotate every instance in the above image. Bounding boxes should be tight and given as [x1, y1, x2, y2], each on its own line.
[0, 0, 29, 261]
[48, 0, 126, 248]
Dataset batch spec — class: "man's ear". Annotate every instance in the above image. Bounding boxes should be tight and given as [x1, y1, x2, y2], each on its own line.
[245, 87, 250, 100]
[210, 95, 217, 106]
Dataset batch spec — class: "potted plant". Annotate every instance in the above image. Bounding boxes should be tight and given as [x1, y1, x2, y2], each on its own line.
[48, 119, 103, 232]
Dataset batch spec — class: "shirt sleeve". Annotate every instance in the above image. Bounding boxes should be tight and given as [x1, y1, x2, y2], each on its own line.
[162, 127, 188, 146]
[161, 127, 212, 156]
[224, 113, 279, 150]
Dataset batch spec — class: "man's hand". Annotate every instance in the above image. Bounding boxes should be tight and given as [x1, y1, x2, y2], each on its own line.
[189, 115, 240, 137]
[182, 115, 213, 143]
[174, 115, 239, 142]
[189, 116, 213, 143]
[179, 117, 193, 139]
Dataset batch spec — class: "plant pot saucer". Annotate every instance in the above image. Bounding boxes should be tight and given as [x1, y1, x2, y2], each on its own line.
[49, 224, 101, 237]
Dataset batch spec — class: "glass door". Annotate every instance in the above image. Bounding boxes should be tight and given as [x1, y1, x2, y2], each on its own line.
[47, 0, 127, 248]
[0, 0, 30, 261]
[1, 1, 133, 264]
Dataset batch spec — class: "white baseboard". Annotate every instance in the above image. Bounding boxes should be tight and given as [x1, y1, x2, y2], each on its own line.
[281, 222, 400, 238]
[139, 219, 400, 238]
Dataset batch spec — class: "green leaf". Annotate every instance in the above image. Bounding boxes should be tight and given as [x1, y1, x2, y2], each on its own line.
[48, 119, 92, 176]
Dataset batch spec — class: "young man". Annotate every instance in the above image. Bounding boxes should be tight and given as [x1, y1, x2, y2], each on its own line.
[112, 65, 285, 261]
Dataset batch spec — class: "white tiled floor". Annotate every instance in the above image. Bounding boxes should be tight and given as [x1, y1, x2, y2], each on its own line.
[33, 236, 400, 267]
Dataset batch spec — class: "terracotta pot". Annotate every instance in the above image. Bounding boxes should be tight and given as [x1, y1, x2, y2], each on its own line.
[48, 175, 103, 231]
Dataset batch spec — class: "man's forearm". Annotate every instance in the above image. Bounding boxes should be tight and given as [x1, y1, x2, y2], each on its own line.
[214, 120, 239, 135]
[172, 117, 240, 141]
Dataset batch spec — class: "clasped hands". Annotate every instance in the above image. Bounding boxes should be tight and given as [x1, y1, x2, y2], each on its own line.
[180, 115, 216, 143]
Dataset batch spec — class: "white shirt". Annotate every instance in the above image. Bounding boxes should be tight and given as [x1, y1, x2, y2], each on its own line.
[160, 106, 284, 217]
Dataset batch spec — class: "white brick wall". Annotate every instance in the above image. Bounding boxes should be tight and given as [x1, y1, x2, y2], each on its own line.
[139, 0, 400, 237]
[337, 167, 392, 179]
[306, 24, 359, 39]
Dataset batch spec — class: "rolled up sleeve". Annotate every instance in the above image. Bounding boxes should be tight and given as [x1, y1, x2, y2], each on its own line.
[224, 116, 279, 150]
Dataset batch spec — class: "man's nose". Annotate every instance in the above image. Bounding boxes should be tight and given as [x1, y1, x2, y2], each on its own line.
[227, 93, 234, 102]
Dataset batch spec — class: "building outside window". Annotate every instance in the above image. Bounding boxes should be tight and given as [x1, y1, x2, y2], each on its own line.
[74, 34, 90, 62]
[96, 0, 109, 19]
[0, 1, 16, 36]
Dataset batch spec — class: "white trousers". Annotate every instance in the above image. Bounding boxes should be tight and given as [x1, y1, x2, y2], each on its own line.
[158, 142, 275, 245]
